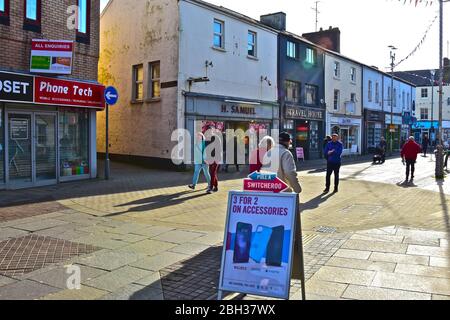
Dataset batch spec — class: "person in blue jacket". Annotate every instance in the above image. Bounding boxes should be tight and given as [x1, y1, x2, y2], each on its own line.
[323, 133, 343, 194]
[189, 132, 212, 194]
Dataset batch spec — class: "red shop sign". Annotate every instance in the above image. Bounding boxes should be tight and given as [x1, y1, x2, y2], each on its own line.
[31, 40, 74, 52]
[34, 76, 105, 109]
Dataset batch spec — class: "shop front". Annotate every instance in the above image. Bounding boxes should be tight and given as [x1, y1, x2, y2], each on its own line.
[284, 105, 325, 160]
[385, 114, 403, 151]
[0, 71, 104, 189]
[364, 110, 385, 154]
[184, 92, 279, 164]
[328, 115, 362, 156]
[442, 121, 450, 146]
[412, 121, 439, 145]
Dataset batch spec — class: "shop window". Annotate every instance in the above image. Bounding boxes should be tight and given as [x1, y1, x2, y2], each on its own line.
[248, 31, 257, 57]
[0, 0, 9, 25]
[305, 84, 317, 105]
[305, 47, 315, 65]
[213, 19, 224, 49]
[76, 0, 91, 44]
[285, 80, 300, 103]
[59, 109, 89, 178]
[420, 108, 429, 120]
[287, 41, 297, 59]
[333, 90, 340, 111]
[132, 64, 144, 101]
[23, 0, 41, 32]
[149, 61, 160, 99]
[0, 106, 4, 183]
[368, 80, 372, 102]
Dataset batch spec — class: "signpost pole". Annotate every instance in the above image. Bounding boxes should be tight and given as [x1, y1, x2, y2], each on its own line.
[105, 103, 110, 180]
[295, 194, 306, 301]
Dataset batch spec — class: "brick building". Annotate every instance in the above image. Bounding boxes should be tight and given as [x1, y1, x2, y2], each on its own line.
[0, 0, 104, 189]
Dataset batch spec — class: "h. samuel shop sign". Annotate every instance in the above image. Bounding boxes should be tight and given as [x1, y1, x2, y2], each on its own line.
[0, 71, 105, 109]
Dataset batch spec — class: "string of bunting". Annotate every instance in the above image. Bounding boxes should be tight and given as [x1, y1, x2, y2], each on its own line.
[389, 0, 435, 6]
[394, 14, 438, 68]
[395, 70, 450, 85]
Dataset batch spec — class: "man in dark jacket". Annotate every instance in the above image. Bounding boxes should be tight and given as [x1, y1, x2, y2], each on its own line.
[401, 136, 422, 183]
[378, 137, 387, 163]
[323, 134, 344, 194]
[422, 134, 430, 157]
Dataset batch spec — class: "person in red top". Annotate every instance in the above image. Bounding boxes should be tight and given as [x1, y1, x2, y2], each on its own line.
[401, 136, 422, 184]
[249, 136, 274, 173]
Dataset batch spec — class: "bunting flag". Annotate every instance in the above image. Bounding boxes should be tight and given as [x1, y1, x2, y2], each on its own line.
[395, 14, 438, 68]
[392, 0, 435, 6]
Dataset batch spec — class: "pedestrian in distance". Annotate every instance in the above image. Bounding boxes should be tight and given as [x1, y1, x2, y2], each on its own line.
[206, 129, 221, 193]
[401, 136, 422, 184]
[262, 132, 302, 194]
[323, 135, 332, 160]
[375, 137, 387, 164]
[422, 134, 429, 157]
[323, 133, 343, 194]
[189, 132, 212, 194]
[249, 136, 275, 173]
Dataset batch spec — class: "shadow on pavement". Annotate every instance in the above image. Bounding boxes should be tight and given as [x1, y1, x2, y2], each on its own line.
[130, 246, 223, 300]
[106, 191, 210, 217]
[300, 193, 334, 211]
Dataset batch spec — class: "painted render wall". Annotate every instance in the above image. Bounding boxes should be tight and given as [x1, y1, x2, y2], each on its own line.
[178, 0, 278, 102]
[416, 85, 450, 120]
[362, 67, 384, 112]
[324, 53, 362, 117]
[97, 0, 179, 160]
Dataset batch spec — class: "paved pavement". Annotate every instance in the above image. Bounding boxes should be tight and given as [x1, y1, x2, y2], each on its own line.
[0, 156, 449, 300]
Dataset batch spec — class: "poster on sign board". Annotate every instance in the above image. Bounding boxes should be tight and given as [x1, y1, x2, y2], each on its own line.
[218, 191, 297, 299]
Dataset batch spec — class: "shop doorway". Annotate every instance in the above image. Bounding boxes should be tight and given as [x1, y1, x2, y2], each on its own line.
[6, 111, 57, 188]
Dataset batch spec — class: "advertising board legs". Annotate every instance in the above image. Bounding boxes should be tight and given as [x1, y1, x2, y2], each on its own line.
[294, 194, 306, 300]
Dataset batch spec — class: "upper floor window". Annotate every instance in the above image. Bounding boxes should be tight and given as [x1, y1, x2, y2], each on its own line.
[0, 0, 9, 24]
[447, 97, 450, 106]
[76, 0, 90, 44]
[368, 80, 373, 102]
[305, 48, 315, 64]
[387, 86, 391, 106]
[287, 41, 297, 59]
[334, 90, 340, 111]
[393, 88, 397, 107]
[375, 82, 380, 104]
[420, 108, 429, 120]
[24, 0, 41, 31]
[285, 80, 300, 103]
[333, 61, 340, 78]
[351, 93, 356, 103]
[149, 61, 161, 99]
[421, 88, 428, 98]
[132, 64, 144, 102]
[248, 31, 257, 57]
[305, 84, 317, 105]
[213, 19, 224, 49]
[402, 91, 405, 109]
[407, 92, 411, 108]
[350, 67, 356, 82]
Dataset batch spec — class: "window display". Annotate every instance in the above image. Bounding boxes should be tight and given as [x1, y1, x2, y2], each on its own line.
[0, 106, 3, 183]
[59, 108, 89, 177]
[368, 123, 382, 148]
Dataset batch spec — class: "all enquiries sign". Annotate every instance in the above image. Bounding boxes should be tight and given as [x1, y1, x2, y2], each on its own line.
[30, 40, 74, 75]
[218, 191, 298, 299]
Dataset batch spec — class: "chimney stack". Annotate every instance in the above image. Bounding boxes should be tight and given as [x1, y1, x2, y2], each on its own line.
[260, 12, 286, 31]
[302, 27, 341, 53]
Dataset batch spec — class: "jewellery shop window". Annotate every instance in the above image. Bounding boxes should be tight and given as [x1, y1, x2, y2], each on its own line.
[59, 108, 89, 177]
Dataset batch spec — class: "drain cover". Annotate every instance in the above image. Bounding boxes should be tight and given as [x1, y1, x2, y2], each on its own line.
[315, 226, 337, 234]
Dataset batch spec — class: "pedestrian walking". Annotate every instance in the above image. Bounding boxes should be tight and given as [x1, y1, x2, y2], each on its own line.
[323, 135, 332, 160]
[401, 136, 422, 184]
[378, 137, 387, 163]
[249, 136, 275, 173]
[189, 132, 212, 193]
[422, 134, 429, 157]
[207, 130, 221, 192]
[323, 133, 343, 194]
[262, 132, 302, 194]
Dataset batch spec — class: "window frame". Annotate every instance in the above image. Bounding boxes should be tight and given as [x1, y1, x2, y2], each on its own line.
[0, 0, 9, 25]
[350, 67, 356, 82]
[420, 108, 429, 120]
[247, 30, 257, 58]
[333, 61, 340, 78]
[421, 88, 428, 98]
[149, 61, 161, 100]
[23, 0, 41, 32]
[287, 41, 298, 59]
[375, 82, 380, 104]
[305, 84, 317, 106]
[368, 80, 373, 102]
[132, 64, 144, 102]
[213, 19, 225, 49]
[285, 80, 301, 104]
[76, 0, 91, 44]
[305, 47, 316, 65]
[333, 89, 340, 111]
[351, 93, 356, 103]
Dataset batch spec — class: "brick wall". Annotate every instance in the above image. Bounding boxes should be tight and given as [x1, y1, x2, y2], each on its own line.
[0, 0, 100, 82]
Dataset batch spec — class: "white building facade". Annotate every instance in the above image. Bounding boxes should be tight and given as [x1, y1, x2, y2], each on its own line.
[324, 53, 362, 155]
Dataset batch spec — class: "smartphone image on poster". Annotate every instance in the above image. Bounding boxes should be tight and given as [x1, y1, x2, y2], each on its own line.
[233, 222, 252, 263]
[266, 226, 285, 267]
[249, 225, 273, 263]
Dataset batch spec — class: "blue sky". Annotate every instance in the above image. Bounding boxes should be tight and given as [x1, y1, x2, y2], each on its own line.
[100, 0, 448, 71]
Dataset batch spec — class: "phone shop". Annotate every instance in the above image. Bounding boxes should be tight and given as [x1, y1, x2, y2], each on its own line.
[0, 71, 105, 190]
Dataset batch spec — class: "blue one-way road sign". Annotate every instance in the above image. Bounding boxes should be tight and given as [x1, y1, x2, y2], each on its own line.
[104, 86, 119, 105]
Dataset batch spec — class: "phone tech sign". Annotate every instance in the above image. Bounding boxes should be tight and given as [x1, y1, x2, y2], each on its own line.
[218, 191, 297, 299]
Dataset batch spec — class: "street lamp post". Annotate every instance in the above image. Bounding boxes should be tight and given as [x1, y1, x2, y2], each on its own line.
[389, 45, 397, 156]
[436, 0, 445, 179]
[430, 70, 435, 146]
